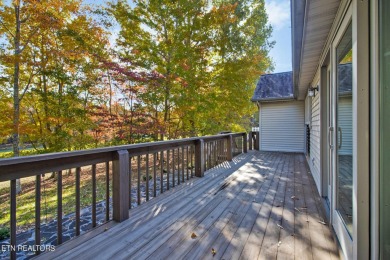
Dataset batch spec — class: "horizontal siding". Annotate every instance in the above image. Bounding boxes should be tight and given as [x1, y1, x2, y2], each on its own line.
[338, 97, 352, 155]
[260, 101, 305, 152]
[309, 92, 321, 191]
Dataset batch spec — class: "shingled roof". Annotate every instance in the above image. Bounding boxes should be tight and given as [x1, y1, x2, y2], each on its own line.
[251, 71, 294, 102]
[338, 63, 352, 95]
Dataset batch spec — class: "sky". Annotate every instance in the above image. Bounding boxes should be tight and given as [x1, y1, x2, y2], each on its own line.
[265, 0, 292, 73]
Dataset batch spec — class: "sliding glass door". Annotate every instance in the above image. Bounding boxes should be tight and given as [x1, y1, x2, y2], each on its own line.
[329, 7, 353, 258]
[380, 0, 390, 258]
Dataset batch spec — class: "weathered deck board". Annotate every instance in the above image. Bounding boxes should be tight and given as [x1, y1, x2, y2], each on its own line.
[161, 153, 275, 260]
[293, 154, 313, 260]
[274, 152, 295, 259]
[38, 151, 339, 260]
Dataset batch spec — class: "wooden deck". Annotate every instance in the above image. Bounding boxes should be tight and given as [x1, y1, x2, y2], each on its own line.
[39, 151, 339, 260]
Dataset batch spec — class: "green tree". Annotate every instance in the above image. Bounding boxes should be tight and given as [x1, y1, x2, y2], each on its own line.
[109, 0, 273, 139]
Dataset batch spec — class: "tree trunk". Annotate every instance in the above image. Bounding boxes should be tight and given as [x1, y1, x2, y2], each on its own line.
[108, 72, 112, 116]
[12, 1, 22, 194]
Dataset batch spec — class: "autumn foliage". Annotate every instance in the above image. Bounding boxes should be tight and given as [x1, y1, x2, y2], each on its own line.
[0, 0, 273, 156]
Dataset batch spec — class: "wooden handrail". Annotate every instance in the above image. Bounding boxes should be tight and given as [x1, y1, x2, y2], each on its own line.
[0, 133, 243, 180]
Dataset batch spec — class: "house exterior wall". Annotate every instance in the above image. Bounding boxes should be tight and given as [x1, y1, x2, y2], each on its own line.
[259, 101, 305, 153]
[305, 95, 311, 124]
[308, 87, 321, 192]
[291, 0, 372, 258]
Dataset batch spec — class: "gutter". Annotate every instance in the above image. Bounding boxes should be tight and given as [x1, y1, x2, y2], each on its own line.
[291, 0, 307, 99]
[251, 96, 296, 103]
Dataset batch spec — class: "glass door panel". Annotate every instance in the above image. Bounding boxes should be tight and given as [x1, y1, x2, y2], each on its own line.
[335, 23, 353, 236]
[380, 0, 390, 258]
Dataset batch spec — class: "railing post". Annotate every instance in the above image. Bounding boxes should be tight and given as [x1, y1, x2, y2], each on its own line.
[227, 134, 233, 161]
[248, 131, 253, 150]
[195, 139, 205, 177]
[113, 150, 129, 222]
[243, 133, 248, 153]
[254, 131, 259, 150]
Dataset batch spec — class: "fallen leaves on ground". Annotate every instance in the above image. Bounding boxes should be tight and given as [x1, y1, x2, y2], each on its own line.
[211, 248, 217, 256]
[191, 232, 197, 239]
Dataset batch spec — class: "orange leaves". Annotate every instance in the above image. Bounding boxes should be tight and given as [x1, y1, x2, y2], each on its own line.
[210, 2, 238, 24]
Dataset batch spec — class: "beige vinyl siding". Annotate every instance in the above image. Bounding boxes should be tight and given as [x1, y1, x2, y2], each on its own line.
[308, 92, 321, 190]
[338, 97, 353, 155]
[260, 101, 305, 152]
[305, 95, 311, 124]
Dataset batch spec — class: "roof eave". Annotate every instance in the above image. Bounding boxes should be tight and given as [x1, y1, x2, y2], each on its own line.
[251, 97, 296, 103]
[291, 0, 307, 100]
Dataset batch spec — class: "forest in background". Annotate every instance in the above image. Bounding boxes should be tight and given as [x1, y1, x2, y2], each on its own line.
[0, 0, 273, 158]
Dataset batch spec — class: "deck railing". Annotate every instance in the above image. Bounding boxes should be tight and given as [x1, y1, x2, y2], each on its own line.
[0, 132, 258, 259]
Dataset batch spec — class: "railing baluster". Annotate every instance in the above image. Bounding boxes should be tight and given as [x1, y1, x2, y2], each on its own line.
[208, 142, 210, 169]
[35, 174, 41, 255]
[106, 162, 110, 221]
[248, 131, 253, 150]
[137, 155, 141, 205]
[10, 179, 16, 260]
[227, 135, 233, 161]
[208, 142, 211, 169]
[177, 148, 180, 185]
[182, 146, 185, 182]
[57, 170, 63, 245]
[179, 148, 182, 183]
[76, 167, 80, 236]
[129, 157, 132, 209]
[191, 145, 194, 178]
[186, 146, 189, 180]
[213, 141, 215, 166]
[153, 153, 157, 198]
[243, 133, 248, 153]
[92, 164, 97, 228]
[205, 142, 208, 170]
[210, 142, 213, 167]
[217, 140, 221, 164]
[160, 151, 164, 194]
[209, 141, 213, 169]
[172, 149, 175, 187]
[216, 141, 218, 165]
[224, 138, 227, 160]
[216, 141, 219, 164]
[211, 142, 213, 167]
[167, 150, 170, 190]
[146, 154, 149, 201]
[221, 140, 224, 161]
[210, 142, 213, 168]
[203, 142, 207, 171]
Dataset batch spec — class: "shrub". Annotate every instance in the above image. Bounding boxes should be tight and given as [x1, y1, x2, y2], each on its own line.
[0, 227, 10, 240]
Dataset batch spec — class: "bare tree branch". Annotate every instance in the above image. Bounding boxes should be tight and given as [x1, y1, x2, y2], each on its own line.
[20, 27, 38, 53]
[19, 70, 38, 101]
[0, 19, 15, 38]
